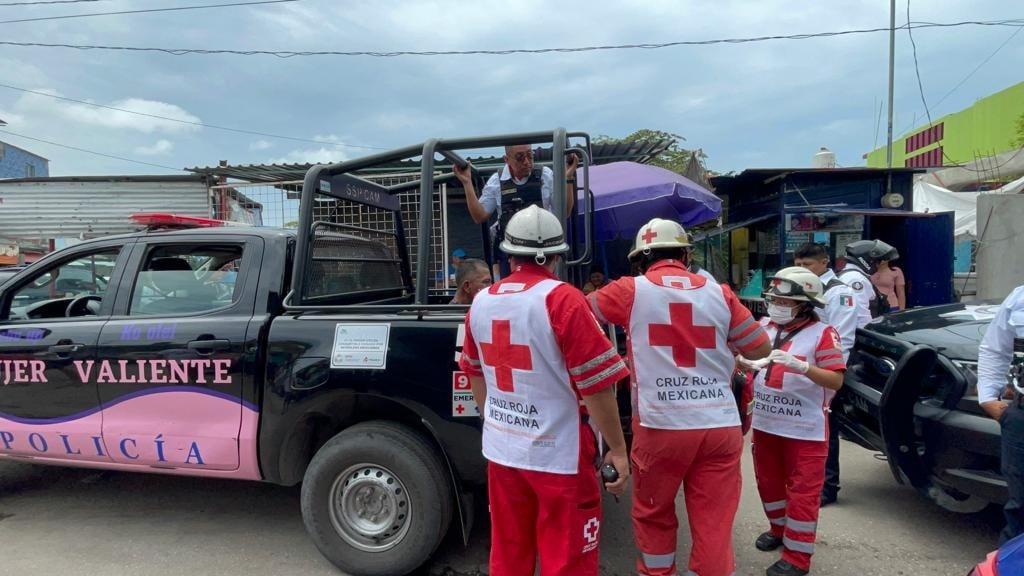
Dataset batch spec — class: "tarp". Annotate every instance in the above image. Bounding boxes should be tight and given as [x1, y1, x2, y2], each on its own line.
[919, 147, 1024, 191]
[913, 180, 979, 236]
[998, 173, 1024, 195]
[575, 161, 721, 242]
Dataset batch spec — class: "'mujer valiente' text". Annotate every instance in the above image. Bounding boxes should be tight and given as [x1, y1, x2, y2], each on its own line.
[74, 359, 232, 385]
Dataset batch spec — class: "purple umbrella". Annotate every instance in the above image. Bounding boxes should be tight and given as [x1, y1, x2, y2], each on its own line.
[574, 161, 721, 242]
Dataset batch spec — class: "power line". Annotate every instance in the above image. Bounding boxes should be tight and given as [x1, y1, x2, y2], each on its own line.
[0, 0, 104, 6]
[899, 22, 1024, 135]
[0, 128, 185, 172]
[1, 18, 1022, 57]
[0, 82, 387, 150]
[0, 0, 295, 25]
[905, 1, 1024, 174]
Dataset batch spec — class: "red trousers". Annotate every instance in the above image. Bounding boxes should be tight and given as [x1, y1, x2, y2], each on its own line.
[752, 429, 829, 572]
[632, 424, 743, 576]
[487, 423, 601, 576]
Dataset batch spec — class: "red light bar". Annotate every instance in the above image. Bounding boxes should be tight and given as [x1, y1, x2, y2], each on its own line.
[131, 213, 242, 230]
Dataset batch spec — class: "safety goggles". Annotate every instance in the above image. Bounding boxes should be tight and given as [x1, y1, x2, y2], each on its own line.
[767, 277, 805, 297]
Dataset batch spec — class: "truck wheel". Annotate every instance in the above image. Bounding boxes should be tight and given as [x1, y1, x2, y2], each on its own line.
[301, 421, 454, 576]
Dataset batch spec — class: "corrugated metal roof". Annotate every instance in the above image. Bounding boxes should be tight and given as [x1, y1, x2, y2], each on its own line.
[0, 176, 210, 239]
[188, 139, 676, 183]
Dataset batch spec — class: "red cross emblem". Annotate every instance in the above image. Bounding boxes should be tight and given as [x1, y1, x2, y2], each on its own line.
[480, 319, 533, 392]
[765, 343, 806, 390]
[648, 303, 717, 367]
[455, 404, 465, 414]
[641, 227, 658, 244]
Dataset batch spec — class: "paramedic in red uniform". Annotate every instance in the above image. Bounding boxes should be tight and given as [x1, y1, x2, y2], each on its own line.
[588, 218, 771, 576]
[738, 267, 846, 576]
[458, 204, 631, 576]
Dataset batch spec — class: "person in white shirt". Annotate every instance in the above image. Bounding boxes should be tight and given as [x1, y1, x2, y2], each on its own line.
[793, 243, 863, 506]
[453, 145, 578, 276]
[840, 239, 898, 321]
[978, 285, 1024, 544]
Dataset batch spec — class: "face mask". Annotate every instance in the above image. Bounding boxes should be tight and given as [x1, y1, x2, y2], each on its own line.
[767, 303, 796, 325]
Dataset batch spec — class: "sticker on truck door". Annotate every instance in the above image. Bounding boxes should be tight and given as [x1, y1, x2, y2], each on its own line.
[331, 323, 390, 370]
[452, 371, 479, 417]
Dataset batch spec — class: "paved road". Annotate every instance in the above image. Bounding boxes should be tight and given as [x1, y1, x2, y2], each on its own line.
[0, 439, 1002, 576]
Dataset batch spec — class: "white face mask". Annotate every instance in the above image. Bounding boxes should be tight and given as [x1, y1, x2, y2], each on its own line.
[767, 303, 796, 325]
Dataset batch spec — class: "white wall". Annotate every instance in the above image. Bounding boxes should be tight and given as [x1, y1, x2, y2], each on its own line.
[976, 193, 1024, 300]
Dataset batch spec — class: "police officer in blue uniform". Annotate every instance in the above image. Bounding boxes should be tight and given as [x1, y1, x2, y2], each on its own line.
[454, 144, 578, 277]
[978, 284, 1024, 544]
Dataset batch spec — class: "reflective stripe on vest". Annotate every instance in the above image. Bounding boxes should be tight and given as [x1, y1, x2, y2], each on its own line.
[470, 278, 582, 474]
[629, 275, 740, 430]
[751, 320, 835, 441]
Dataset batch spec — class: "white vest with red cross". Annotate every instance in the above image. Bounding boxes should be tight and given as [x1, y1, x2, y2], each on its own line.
[469, 278, 584, 474]
[630, 275, 740, 430]
[751, 320, 836, 441]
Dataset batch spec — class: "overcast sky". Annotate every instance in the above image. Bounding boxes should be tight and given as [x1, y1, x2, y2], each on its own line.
[0, 0, 1021, 177]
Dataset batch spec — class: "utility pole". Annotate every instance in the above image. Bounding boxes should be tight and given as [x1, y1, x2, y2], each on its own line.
[885, 0, 896, 195]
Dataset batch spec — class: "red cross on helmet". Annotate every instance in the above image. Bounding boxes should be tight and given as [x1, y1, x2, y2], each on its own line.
[628, 218, 692, 261]
[764, 266, 827, 307]
[500, 204, 569, 262]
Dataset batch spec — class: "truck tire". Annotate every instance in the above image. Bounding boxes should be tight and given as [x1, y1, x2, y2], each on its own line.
[301, 421, 454, 576]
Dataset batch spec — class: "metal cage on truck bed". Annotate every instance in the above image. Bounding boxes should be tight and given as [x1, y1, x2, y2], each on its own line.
[286, 128, 596, 311]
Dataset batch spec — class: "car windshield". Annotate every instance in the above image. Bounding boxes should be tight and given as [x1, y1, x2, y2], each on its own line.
[866, 302, 999, 360]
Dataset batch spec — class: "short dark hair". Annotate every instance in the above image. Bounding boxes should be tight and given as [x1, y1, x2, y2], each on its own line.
[455, 258, 488, 286]
[794, 243, 828, 261]
[589, 265, 604, 275]
[634, 247, 689, 272]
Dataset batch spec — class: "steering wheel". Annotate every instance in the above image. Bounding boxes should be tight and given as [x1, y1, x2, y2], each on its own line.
[65, 295, 102, 317]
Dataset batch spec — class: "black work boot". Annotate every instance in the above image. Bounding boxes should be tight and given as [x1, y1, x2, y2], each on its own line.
[755, 531, 783, 551]
[766, 559, 809, 576]
[820, 491, 837, 507]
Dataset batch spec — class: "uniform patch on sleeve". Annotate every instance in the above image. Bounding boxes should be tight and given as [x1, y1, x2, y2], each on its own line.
[839, 295, 854, 307]
[851, 281, 864, 291]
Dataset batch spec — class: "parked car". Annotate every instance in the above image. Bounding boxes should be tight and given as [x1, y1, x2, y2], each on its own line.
[834, 301, 1005, 513]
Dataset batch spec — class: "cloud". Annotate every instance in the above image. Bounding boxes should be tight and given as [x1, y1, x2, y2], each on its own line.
[268, 147, 348, 165]
[2, 0, 1019, 177]
[134, 139, 174, 156]
[14, 90, 201, 134]
[0, 109, 25, 127]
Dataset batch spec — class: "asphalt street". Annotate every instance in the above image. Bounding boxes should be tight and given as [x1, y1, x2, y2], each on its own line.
[0, 439, 1002, 576]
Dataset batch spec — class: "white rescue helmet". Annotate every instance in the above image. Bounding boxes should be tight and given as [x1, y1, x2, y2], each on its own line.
[500, 204, 569, 262]
[627, 218, 692, 261]
[764, 266, 827, 307]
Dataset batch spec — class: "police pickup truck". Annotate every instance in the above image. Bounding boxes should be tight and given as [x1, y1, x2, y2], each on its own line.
[0, 130, 595, 576]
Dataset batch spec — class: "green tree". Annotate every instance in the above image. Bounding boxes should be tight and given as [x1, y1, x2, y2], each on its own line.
[1015, 112, 1024, 147]
[594, 129, 704, 174]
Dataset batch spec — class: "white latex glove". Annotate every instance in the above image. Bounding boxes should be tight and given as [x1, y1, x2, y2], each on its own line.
[736, 354, 770, 372]
[767, 349, 810, 374]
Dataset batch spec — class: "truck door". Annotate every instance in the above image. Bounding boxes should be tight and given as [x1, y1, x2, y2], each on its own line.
[96, 237, 261, 471]
[0, 241, 131, 463]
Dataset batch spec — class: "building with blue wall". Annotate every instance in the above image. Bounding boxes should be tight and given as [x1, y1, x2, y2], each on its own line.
[705, 167, 955, 309]
[0, 140, 49, 179]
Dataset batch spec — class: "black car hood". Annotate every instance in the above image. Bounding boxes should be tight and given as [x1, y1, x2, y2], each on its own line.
[863, 301, 1001, 361]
